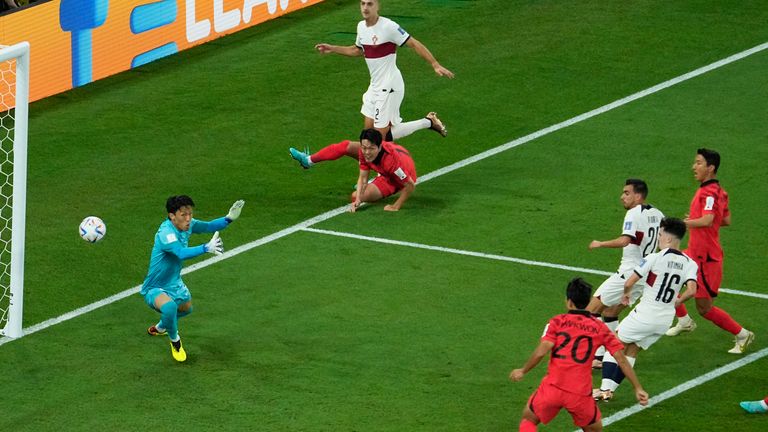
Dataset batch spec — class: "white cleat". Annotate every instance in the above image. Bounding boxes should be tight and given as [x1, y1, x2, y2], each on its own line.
[665, 320, 697, 336]
[728, 331, 755, 354]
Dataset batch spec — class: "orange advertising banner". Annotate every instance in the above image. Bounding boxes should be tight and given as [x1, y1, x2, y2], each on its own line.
[0, 0, 324, 102]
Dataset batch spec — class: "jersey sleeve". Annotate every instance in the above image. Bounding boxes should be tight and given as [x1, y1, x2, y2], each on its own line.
[621, 209, 637, 239]
[385, 18, 410, 46]
[541, 317, 559, 343]
[684, 259, 699, 283]
[157, 226, 206, 260]
[633, 251, 658, 278]
[190, 217, 229, 234]
[700, 190, 720, 215]
[355, 21, 364, 48]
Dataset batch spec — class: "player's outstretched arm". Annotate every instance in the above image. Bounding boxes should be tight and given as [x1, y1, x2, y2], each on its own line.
[612, 349, 649, 406]
[589, 235, 632, 250]
[509, 340, 554, 382]
[404, 37, 454, 78]
[384, 180, 415, 212]
[315, 43, 363, 57]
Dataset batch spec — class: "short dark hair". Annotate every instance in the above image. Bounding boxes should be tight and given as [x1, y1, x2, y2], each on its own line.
[625, 178, 648, 198]
[359, 128, 383, 147]
[566, 277, 592, 309]
[660, 217, 686, 240]
[166, 195, 195, 214]
[697, 148, 720, 173]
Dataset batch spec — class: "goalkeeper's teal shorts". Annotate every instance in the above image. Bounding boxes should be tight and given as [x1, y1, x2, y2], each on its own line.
[143, 283, 192, 310]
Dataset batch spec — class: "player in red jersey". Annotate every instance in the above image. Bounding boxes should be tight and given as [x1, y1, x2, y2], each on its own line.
[509, 278, 648, 432]
[288, 0, 452, 170]
[350, 128, 417, 212]
[665, 148, 754, 354]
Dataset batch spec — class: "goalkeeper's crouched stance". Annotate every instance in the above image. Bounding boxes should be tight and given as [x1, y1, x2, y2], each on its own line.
[140, 195, 245, 362]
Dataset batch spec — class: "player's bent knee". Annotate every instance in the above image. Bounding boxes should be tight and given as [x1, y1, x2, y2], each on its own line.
[160, 301, 178, 318]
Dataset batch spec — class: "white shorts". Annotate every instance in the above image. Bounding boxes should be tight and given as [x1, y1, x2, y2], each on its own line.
[594, 271, 643, 307]
[361, 87, 403, 129]
[616, 310, 669, 350]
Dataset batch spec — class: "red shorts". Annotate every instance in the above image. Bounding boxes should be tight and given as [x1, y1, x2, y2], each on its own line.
[528, 383, 601, 427]
[691, 255, 723, 299]
[370, 175, 401, 198]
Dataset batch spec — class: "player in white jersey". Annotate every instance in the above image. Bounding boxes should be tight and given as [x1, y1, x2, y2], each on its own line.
[594, 217, 697, 400]
[586, 179, 664, 367]
[289, 0, 454, 170]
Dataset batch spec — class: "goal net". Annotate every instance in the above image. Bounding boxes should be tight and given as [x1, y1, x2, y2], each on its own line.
[0, 42, 29, 339]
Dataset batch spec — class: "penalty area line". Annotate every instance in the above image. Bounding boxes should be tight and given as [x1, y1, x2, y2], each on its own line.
[299, 227, 768, 429]
[301, 227, 768, 300]
[596, 347, 768, 429]
[3, 40, 767, 346]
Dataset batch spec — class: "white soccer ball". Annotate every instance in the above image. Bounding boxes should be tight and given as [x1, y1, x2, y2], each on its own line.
[79, 216, 107, 243]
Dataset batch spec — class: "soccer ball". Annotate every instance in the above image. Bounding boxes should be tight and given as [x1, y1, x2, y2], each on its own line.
[79, 216, 107, 243]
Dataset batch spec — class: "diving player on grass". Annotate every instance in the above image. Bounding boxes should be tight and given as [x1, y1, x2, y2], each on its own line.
[350, 128, 417, 212]
[140, 195, 244, 362]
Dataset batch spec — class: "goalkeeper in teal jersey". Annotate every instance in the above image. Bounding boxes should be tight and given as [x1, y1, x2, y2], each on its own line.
[141, 195, 245, 362]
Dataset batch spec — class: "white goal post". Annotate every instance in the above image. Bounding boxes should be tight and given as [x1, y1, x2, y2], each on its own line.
[0, 42, 29, 339]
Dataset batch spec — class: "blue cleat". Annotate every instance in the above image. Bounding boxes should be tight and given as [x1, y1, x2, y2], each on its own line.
[289, 147, 312, 169]
[740, 401, 768, 414]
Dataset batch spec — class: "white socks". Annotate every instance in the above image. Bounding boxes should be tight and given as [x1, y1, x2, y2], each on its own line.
[391, 119, 430, 140]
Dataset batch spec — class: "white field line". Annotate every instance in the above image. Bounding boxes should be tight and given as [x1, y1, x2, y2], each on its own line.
[2, 41, 767, 347]
[299, 227, 768, 430]
[599, 347, 768, 429]
[301, 227, 768, 300]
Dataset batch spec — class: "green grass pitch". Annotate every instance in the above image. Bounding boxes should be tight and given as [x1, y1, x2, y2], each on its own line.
[1, 1, 767, 430]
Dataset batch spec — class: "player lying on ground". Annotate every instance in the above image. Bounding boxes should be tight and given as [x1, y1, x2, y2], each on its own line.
[509, 277, 648, 432]
[289, 0, 452, 170]
[140, 195, 245, 362]
[350, 128, 417, 212]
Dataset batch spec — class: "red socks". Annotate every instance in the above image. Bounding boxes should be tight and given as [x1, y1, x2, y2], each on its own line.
[519, 419, 537, 432]
[675, 303, 688, 318]
[311, 140, 352, 162]
[702, 306, 742, 335]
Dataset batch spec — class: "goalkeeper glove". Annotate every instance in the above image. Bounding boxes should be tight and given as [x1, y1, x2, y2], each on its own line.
[205, 231, 223, 255]
[226, 199, 245, 222]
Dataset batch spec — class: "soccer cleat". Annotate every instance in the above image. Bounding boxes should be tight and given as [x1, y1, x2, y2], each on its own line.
[147, 325, 166, 336]
[728, 331, 755, 354]
[591, 359, 603, 369]
[665, 319, 697, 336]
[739, 400, 768, 414]
[289, 147, 312, 169]
[426, 112, 447, 137]
[170, 339, 187, 362]
[592, 389, 614, 402]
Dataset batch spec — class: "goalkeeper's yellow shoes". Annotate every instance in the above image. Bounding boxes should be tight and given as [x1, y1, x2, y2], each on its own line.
[170, 339, 187, 362]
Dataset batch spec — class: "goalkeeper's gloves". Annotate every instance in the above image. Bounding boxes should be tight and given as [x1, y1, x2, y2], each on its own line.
[226, 199, 245, 222]
[204, 231, 223, 255]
